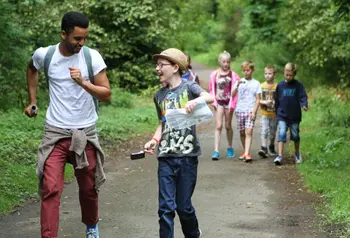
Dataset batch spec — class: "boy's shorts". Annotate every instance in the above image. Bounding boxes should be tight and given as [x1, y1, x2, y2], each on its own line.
[260, 115, 277, 140]
[277, 120, 300, 142]
[236, 111, 255, 131]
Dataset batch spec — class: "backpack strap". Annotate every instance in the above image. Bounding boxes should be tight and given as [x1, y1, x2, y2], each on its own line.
[43, 45, 99, 114]
[82, 46, 98, 113]
[43, 46, 56, 85]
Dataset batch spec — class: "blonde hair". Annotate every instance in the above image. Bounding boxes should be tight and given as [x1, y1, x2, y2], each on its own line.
[265, 65, 276, 73]
[285, 62, 297, 75]
[241, 60, 254, 70]
[218, 50, 231, 61]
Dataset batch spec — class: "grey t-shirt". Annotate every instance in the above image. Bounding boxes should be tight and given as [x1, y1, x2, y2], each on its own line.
[154, 80, 204, 158]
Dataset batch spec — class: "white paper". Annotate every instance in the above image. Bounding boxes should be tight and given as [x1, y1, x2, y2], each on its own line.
[165, 98, 213, 130]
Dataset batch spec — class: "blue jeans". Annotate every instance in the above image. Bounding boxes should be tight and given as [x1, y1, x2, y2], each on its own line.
[158, 157, 200, 238]
[277, 120, 300, 142]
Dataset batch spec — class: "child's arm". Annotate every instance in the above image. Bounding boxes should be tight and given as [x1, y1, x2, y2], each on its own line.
[274, 84, 280, 112]
[232, 80, 241, 97]
[299, 83, 308, 111]
[144, 121, 162, 155]
[185, 91, 214, 114]
[260, 99, 272, 106]
[251, 93, 261, 120]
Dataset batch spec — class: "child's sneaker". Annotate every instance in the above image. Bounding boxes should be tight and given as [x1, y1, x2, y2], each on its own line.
[86, 224, 99, 238]
[199, 228, 202, 237]
[212, 151, 220, 161]
[269, 144, 277, 156]
[244, 154, 253, 163]
[274, 155, 282, 166]
[258, 146, 268, 158]
[295, 153, 303, 164]
[227, 147, 234, 159]
[239, 152, 245, 160]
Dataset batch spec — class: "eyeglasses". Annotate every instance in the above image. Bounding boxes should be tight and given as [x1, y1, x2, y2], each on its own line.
[156, 62, 173, 69]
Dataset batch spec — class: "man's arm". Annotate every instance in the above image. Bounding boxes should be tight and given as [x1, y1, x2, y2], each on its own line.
[24, 59, 39, 117]
[69, 68, 111, 102]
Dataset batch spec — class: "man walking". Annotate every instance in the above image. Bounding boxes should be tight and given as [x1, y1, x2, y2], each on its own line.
[24, 11, 111, 238]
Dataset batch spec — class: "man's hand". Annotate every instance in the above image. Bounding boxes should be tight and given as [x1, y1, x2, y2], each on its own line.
[144, 139, 158, 155]
[24, 104, 38, 118]
[69, 67, 84, 85]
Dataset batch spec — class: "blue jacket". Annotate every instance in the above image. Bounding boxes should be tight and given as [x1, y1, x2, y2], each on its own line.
[275, 79, 308, 123]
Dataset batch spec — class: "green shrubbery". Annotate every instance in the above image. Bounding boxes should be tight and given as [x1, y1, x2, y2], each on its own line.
[298, 87, 350, 235]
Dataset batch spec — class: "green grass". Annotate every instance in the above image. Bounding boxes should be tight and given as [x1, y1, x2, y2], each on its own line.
[0, 88, 157, 214]
[297, 87, 350, 236]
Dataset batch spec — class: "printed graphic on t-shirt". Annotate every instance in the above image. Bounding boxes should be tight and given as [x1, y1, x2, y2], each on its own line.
[283, 88, 296, 96]
[158, 90, 195, 156]
[216, 73, 232, 103]
[261, 89, 275, 112]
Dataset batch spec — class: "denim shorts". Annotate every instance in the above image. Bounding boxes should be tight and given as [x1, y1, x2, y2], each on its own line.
[277, 120, 300, 142]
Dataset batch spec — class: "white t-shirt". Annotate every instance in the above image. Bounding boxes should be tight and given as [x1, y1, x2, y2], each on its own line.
[32, 44, 107, 129]
[234, 78, 262, 112]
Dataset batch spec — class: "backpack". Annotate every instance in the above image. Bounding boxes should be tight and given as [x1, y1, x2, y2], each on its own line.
[43, 46, 98, 113]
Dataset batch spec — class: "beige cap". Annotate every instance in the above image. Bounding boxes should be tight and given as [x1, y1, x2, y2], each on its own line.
[153, 48, 188, 72]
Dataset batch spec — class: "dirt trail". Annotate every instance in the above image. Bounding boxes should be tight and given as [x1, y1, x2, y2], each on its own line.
[0, 63, 329, 238]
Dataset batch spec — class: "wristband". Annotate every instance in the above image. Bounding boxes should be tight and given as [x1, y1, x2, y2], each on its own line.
[152, 138, 159, 143]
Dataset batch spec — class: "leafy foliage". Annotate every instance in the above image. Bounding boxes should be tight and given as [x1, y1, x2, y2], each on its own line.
[0, 2, 31, 110]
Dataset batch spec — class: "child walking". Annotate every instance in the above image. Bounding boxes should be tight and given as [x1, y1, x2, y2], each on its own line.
[232, 61, 261, 162]
[182, 54, 200, 85]
[144, 48, 213, 237]
[274, 63, 308, 165]
[258, 66, 278, 158]
[208, 51, 239, 160]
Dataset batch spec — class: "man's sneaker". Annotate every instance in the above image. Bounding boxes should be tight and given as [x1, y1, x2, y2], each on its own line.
[86, 224, 99, 238]
[258, 146, 268, 158]
[212, 151, 220, 161]
[295, 153, 303, 164]
[269, 144, 277, 156]
[274, 155, 282, 166]
[227, 147, 234, 159]
[239, 152, 245, 160]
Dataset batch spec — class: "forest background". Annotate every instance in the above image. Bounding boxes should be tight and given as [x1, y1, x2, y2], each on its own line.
[1, 0, 349, 235]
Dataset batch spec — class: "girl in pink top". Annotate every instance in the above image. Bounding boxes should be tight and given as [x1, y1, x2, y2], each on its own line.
[209, 51, 239, 160]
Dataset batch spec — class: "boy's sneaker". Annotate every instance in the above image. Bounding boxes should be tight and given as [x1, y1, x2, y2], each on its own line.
[227, 147, 234, 159]
[274, 155, 282, 166]
[239, 152, 245, 160]
[212, 151, 220, 161]
[258, 146, 268, 158]
[269, 144, 277, 156]
[295, 153, 303, 164]
[198, 229, 202, 237]
[86, 224, 99, 238]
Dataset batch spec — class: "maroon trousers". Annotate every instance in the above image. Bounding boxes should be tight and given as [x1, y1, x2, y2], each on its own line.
[40, 139, 98, 238]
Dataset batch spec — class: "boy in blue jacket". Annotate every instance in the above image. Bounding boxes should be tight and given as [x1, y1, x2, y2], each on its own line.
[274, 63, 308, 165]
